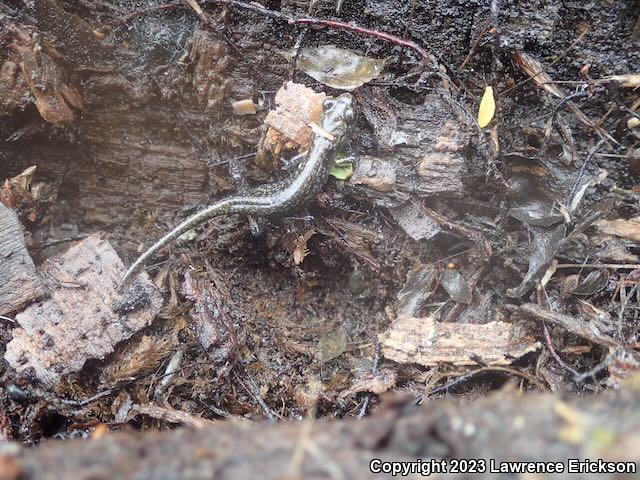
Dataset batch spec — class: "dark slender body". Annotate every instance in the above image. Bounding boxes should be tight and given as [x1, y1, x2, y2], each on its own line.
[121, 93, 354, 285]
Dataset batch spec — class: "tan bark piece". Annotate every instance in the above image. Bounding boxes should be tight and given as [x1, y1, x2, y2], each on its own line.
[4, 233, 162, 386]
[264, 82, 326, 151]
[380, 315, 539, 366]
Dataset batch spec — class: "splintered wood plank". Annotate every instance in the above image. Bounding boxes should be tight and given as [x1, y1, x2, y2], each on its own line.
[380, 316, 539, 367]
[4, 233, 162, 386]
[0, 204, 44, 316]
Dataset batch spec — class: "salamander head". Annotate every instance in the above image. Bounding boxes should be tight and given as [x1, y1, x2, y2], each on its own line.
[321, 93, 355, 141]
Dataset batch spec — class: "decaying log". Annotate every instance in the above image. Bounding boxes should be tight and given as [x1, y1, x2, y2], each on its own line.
[0, 204, 44, 316]
[2, 380, 640, 479]
[4, 233, 162, 386]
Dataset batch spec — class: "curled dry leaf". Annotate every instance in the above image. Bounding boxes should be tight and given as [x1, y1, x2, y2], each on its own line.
[294, 46, 387, 91]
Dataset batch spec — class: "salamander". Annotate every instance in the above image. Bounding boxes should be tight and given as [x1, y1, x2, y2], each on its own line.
[120, 93, 355, 286]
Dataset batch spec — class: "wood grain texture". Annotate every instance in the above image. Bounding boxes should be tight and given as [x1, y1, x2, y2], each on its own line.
[0, 204, 44, 316]
[4, 233, 162, 386]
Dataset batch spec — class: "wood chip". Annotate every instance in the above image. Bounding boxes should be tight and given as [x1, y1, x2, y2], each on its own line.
[0, 203, 44, 316]
[0, 52, 30, 115]
[181, 272, 236, 363]
[4, 233, 162, 386]
[388, 202, 441, 241]
[231, 99, 257, 116]
[9, 29, 82, 124]
[339, 369, 397, 398]
[263, 82, 326, 151]
[380, 315, 539, 367]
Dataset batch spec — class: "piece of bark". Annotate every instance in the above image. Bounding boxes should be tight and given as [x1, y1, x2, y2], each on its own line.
[380, 315, 539, 367]
[190, 28, 232, 111]
[0, 203, 44, 316]
[181, 272, 236, 364]
[257, 82, 326, 167]
[350, 155, 397, 192]
[4, 233, 162, 386]
[73, 105, 213, 225]
[264, 81, 326, 149]
[3, 383, 640, 479]
[8, 28, 82, 124]
[388, 201, 441, 241]
[0, 48, 30, 116]
[357, 89, 470, 198]
[339, 369, 397, 398]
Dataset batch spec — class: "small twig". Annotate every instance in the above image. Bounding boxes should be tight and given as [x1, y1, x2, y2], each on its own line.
[233, 370, 278, 421]
[458, 21, 491, 71]
[132, 403, 216, 428]
[294, 18, 438, 67]
[41, 234, 91, 247]
[103, 1, 184, 26]
[209, 152, 256, 168]
[550, 89, 589, 137]
[103, 0, 439, 70]
[573, 358, 609, 384]
[566, 139, 605, 211]
[555, 263, 640, 270]
[0, 315, 16, 324]
[543, 323, 580, 377]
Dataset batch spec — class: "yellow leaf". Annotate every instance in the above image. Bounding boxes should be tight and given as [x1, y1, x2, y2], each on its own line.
[477, 86, 495, 128]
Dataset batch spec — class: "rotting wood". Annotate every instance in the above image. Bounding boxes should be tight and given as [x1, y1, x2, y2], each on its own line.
[380, 315, 539, 367]
[4, 233, 162, 386]
[7, 27, 82, 124]
[0, 203, 44, 316]
[3, 381, 640, 479]
[181, 271, 237, 364]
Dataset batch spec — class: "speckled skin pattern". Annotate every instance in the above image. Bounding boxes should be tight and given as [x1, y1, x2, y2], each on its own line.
[121, 93, 355, 285]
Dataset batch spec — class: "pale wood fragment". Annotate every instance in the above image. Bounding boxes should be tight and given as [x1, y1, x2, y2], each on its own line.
[4, 233, 162, 386]
[380, 315, 539, 366]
